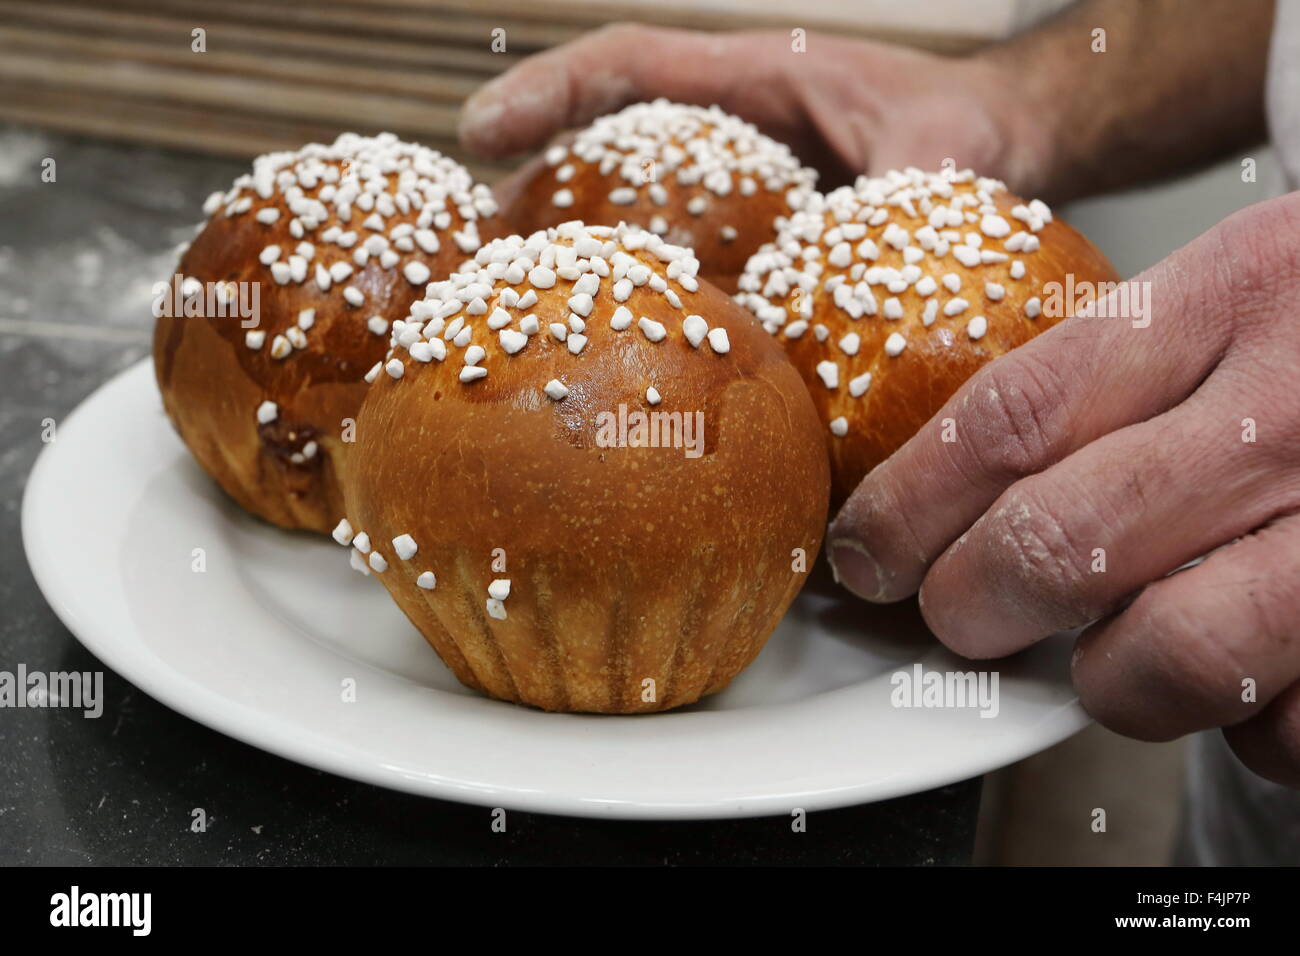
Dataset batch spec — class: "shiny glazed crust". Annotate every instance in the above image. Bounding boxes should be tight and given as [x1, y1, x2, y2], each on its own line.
[501, 100, 816, 293]
[154, 133, 504, 532]
[341, 223, 830, 712]
[737, 169, 1120, 506]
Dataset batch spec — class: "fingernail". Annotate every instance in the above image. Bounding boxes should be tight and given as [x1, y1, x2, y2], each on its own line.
[829, 538, 884, 602]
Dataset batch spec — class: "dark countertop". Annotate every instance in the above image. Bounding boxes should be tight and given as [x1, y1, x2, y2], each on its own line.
[0, 125, 979, 865]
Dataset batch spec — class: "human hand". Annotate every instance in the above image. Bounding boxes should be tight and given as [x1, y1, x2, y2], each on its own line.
[828, 193, 1300, 787]
[458, 24, 1056, 197]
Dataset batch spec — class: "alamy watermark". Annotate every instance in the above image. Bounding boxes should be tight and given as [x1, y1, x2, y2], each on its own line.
[594, 404, 705, 459]
[50, 886, 150, 936]
[1, 665, 103, 718]
[1041, 274, 1151, 329]
[151, 274, 261, 328]
[890, 663, 999, 718]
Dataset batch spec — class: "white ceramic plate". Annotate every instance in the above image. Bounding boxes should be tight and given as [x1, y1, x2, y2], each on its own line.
[23, 360, 1088, 819]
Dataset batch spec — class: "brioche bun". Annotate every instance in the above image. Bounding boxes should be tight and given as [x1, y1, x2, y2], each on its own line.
[153, 132, 504, 532]
[338, 220, 830, 713]
[500, 100, 816, 293]
[736, 168, 1120, 506]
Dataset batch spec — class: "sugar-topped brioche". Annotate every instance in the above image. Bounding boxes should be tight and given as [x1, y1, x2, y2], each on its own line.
[735, 167, 1119, 505]
[501, 100, 817, 293]
[154, 132, 505, 532]
[338, 221, 829, 713]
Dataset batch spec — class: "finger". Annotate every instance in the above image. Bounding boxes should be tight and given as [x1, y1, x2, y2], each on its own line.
[1070, 511, 1300, 744]
[918, 378, 1300, 656]
[459, 25, 753, 158]
[1223, 681, 1300, 788]
[829, 225, 1241, 604]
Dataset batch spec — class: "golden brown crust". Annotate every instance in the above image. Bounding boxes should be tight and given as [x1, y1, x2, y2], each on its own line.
[341, 225, 830, 712]
[737, 173, 1120, 506]
[504, 168, 797, 294]
[499, 101, 816, 294]
[153, 135, 505, 533]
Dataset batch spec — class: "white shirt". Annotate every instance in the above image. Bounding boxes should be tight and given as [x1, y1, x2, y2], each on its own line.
[1268, 0, 1300, 186]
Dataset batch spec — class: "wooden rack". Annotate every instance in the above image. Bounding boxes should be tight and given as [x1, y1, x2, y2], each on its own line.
[0, 0, 983, 182]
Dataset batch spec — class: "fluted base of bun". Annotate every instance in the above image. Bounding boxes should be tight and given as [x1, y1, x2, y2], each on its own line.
[383, 546, 799, 713]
